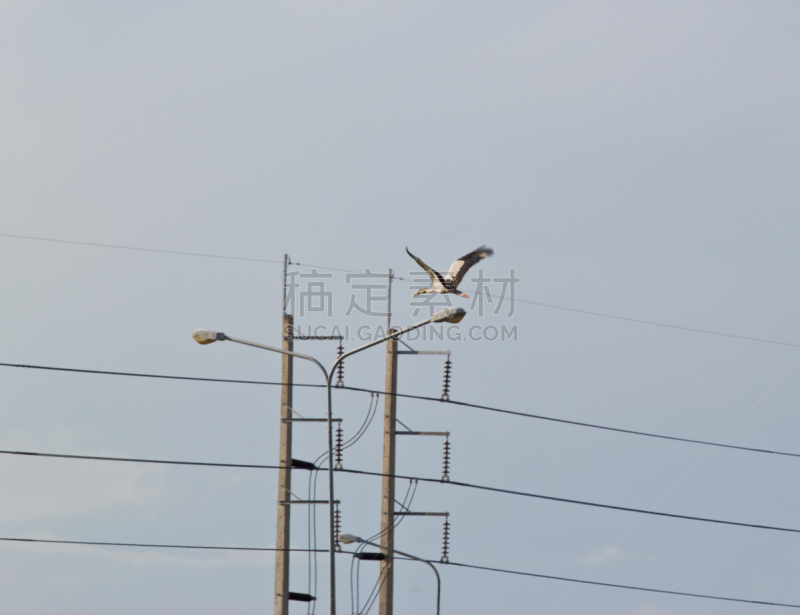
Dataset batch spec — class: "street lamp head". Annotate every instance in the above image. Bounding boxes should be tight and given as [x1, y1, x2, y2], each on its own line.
[339, 533, 362, 544]
[430, 307, 467, 324]
[192, 329, 226, 345]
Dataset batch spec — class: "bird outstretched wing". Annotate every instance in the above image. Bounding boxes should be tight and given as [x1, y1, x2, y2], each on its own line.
[406, 247, 445, 288]
[445, 246, 494, 287]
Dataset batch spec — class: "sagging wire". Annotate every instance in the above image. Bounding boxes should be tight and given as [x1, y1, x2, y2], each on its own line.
[351, 481, 418, 615]
[350, 481, 416, 615]
[307, 393, 380, 615]
[352, 479, 418, 615]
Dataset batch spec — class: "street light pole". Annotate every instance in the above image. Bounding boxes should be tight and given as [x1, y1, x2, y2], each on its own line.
[191, 306, 465, 615]
[339, 533, 441, 615]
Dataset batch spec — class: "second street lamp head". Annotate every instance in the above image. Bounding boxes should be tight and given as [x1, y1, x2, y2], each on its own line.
[430, 307, 467, 324]
[192, 329, 227, 345]
[338, 533, 362, 544]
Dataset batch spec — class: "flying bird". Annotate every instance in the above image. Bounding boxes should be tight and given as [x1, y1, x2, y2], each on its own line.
[406, 246, 494, 299]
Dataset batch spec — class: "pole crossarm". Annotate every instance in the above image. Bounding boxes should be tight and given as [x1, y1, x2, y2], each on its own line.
[280, 500, 340, 505]
[283, 417, 342, 423]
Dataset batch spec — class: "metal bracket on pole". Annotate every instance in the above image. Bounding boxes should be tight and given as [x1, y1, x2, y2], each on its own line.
[396, 420, 451, 480]
[396, 431, 450, 436]
[281, 500, 341, 505]
[397, 339, 451, 355]
[283, 417, 342, 423]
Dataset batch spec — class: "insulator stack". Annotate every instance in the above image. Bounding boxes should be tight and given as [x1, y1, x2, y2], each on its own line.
[441, 356, 452, 401]
[334, 502, 342, 552]
[335, 342, 345, 387]
[334, 424, 343, 469]
[442, 436, 451, 482]
[440, 518, 450, 563]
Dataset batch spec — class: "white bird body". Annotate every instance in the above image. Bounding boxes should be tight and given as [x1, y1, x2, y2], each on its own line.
[406, 246, 494, 299]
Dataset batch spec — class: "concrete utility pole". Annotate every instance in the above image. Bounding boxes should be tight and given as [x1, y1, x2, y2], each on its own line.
[275, 256, 293, 615]
[379, 335, 398, 615]
[386, 268, 393, 333]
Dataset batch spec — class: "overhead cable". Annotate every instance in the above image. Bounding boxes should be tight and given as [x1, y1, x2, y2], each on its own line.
[0, 536, 324, 552]
[3, 534, 797, 609]
[436, 560, 800, 609]
[339, 467, 800, 536]
[3, 232, 798, 349]
[0, 233, 284, 265]
[3, 448, 800, 536]
[0, 448, 282, 470]
[0, 361, 289, 387]
[3, 361, 799, 460]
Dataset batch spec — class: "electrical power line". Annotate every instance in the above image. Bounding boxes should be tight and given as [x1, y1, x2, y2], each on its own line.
[8, 234, 800, 611]
[3, 448, 800, 536]
[0, 233, 285, 265]
[3, 361, 800, 460]
[406, 393, 800, 459]
[505, 296, 800, 349]
[0, 448, 283, 470]
[0, 536, 325, 552]
[0, 361, 290, 387]
[436, 560, 800, 609]
[3, 534, 798, 609]
[4, 232, 799, 350]
[339, 467, 800, 536]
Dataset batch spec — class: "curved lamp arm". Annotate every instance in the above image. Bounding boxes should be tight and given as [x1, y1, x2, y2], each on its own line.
[192, 328, 336, 612]
[340, 534, 440, 615]
[328, 306, 466, 388]
[193, 330, 329, 381]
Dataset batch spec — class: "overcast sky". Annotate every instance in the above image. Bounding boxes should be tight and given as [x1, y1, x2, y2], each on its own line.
[2, 1, 800, 614]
